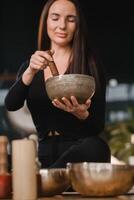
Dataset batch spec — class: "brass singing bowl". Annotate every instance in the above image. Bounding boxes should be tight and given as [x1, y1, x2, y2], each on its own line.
[45, 74, 95, 104]
[67, 162, 134, 197]
[39, 168, 71, 197]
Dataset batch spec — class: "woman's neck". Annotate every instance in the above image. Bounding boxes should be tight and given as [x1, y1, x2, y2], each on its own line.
[51, 44, 71, 59]
[50, 44, 72, 74]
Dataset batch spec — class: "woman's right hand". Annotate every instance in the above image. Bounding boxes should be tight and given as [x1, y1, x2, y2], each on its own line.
[22, 50, 54, 85]
[28, 50, 54, 74]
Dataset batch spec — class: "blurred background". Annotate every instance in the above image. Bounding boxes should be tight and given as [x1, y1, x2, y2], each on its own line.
[0, 0, 134, 163]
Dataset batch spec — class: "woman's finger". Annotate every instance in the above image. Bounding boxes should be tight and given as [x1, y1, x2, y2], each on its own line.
[30, 58, 44, 67]
[61, 97, 73, 109]
[85, 98, 91, 108]
[70, 96, 79, 107]
[31, 54, 45, 63]
[52, 99, 66, 110]
[35, 50, 53, 62]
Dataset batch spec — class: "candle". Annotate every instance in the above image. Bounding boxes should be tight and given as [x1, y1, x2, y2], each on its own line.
[12, 139, 37, 200]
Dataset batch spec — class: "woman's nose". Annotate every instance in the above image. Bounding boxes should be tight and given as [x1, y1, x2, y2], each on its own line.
[59, 18, 66, 29]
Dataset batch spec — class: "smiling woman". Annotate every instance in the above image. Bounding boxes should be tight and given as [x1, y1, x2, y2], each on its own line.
[5, 0, 111, 169]
[46, 0, 77, 49]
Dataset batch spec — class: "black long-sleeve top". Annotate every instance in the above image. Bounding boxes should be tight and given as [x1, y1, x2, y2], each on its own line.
[5, 60, 106, 139]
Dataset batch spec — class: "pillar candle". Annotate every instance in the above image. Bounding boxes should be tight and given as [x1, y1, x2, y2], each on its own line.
[12, 139, 37, 200]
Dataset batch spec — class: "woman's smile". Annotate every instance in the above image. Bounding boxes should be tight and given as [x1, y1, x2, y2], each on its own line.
[55, 32, 67, 38]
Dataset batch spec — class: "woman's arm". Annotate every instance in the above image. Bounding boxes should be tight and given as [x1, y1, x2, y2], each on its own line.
[78, 63, 107, 135]
[5, 50, 54, 111]
[5, 61, 30, 111]
[81, 90, 106, 135]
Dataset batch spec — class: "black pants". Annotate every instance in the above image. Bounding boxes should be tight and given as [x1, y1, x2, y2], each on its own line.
[38, 135, 111, 168]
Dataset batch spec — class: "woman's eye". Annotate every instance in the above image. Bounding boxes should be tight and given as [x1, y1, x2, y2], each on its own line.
[50, 14, 59, 21]
[51, 17, 59, 21]
[51, 15, 59, 21]
[67, 16, 76, 22]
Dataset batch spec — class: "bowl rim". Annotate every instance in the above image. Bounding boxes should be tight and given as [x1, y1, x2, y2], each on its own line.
[45, 74, 95, 83]
[66, 162, 134, 169]
[39, 168, 68, 173]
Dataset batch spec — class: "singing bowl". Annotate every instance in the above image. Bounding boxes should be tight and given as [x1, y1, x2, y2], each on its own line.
[39, 168, 71, 197]
[67, 162, 134, 197]
[45, 74, 95, 104]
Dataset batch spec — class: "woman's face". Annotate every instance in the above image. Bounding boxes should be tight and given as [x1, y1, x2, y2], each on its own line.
[47, 0, 77, 47]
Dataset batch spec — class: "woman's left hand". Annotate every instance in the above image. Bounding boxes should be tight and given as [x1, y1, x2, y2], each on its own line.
[52, 96, 91, 120]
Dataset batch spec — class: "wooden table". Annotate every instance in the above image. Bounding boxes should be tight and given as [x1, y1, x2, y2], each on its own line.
[6, 187, 134, 200]
[6, 193, 134, 200]
[38, 193, 134, 200]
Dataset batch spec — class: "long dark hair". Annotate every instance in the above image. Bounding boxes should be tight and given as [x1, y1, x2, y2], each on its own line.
[38, 0, 105, 91]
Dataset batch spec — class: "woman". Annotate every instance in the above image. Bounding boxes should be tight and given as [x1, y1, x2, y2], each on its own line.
[5, 0, 111, 168]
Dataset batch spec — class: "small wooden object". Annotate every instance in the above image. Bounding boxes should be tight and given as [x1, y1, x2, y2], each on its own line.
[0, 136, 9, 175]
[48, 50, 59, 76]
[0, 136, 12, 199]
[48, 61, 59, 76]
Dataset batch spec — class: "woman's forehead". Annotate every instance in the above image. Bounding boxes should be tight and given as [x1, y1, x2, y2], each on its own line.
[48, 0, 77, 15]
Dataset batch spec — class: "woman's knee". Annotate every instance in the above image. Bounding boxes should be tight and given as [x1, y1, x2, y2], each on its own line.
[69, 136, 111, 162]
